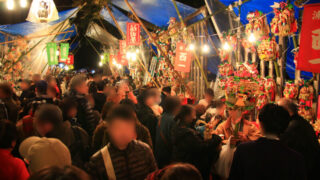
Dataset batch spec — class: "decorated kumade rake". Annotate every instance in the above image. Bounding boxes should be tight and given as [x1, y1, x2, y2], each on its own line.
[270, 2, 298, 37]
[257, 36, 279, 61]
[283, 81, 299, 99]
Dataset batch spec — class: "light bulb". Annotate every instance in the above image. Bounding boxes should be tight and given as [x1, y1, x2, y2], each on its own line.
[188, 44, 195, 51]
[126, 52, 132, 59]
[223, 43, 230, 51]
[136, 49, 140, 53]
[20, 0, 27, 8]
[132, 54, 137, 61]
[65, 66, 69, 71]
[202, 44, 210, 53]
[99, 62, 103, 67]
[248, 33, 256, 43]
[56, 50, 59, 56]
[117, 64, 122, 69]
[100, 55, 104, 60]
[7, 0, 14, 10]
[59, 64, 64, 68]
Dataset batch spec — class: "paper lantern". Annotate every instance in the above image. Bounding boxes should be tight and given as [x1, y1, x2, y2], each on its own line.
[26, 0, 59, 23]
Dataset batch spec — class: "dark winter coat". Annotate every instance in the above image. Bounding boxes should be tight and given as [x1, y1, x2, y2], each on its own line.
[229, 137, 307, 180]
[0, 98, 19, 123]
[67, 90, 99, 136]
[280, 114, 320, 180]
[87, 140, 157, 180]
[155, 112, 176, 168]
[171, 123, 222, 180]
[137, 105, 159, 149]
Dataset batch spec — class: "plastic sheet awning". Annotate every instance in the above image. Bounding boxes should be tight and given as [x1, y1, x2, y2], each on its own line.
[0, 8, 78, 42]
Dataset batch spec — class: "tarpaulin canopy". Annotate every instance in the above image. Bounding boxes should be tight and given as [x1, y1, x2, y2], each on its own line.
[218, 0, 320, 79]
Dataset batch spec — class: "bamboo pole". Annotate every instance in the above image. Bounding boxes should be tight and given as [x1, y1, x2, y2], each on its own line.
[278, 36, 285, 96]
[124, 0, 194, 98]
[137, 58, 160, 88]
[105, 5, 126, 39]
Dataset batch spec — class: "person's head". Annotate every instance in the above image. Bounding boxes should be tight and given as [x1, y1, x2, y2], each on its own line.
[45, 75, 57, 87]
[150, 88, 162, 105]
[277, 98, 298, 117]
[162, 86, 172, 96]
[47, 86, 58, 99]
[0, 82, 14, 99]
[97, 81, 106, 92]
[194, 104, 206, 119]
[226, 106, 242, 124]
[59, 98, 78, 121]
[210, 100, 226, 116]
[138, 88, 156, 107]
[69, 75, 88, 95]
[204, 88, 214, 102]
[161, 163, 202, 180]
[106, 105, 137, 149]
[35, 80, 48, 96]
[20, 79, 31, 91]
[175, 105, 196, 125]
[93, 73, 102, 83]
[258, 103, 291, 137]
[120, 99, 136, 112]
[34, 104, 63, 136]
[0, 120, 18, 150]
[19, 137, 72, 174]
[29, 165, 90, 180]
[32, 74, 41, 83]
[163, 96, 181, 115]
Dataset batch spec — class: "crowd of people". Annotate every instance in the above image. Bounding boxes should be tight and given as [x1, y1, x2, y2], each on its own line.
[0, 72, 320, 180]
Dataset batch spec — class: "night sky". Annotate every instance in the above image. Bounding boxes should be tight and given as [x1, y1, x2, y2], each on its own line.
[0, 0, 205, 70]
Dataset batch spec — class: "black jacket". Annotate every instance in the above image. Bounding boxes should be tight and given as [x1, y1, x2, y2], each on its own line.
[280, 114, 320, 180]
[229, 137, 307, 180]
[19, 89, 35, 108]
[171, 123, 222, 180]
[137, 105, 158, 149]
[0, 98, 19, 123]
[92, 92, 106, 113]
[67, 91, 99, 136]
[87, 140, 157, 180]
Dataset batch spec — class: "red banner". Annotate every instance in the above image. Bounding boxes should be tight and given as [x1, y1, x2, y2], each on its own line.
[119, 40, 127, 54]
[66, 55, 74, 65]
[174, 42, 191, 72]
[126, 22, 141, 46]
[117, 52, 128, 66]
[297, 4, 320, 73]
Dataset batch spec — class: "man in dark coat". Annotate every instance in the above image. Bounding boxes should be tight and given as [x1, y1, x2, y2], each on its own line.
[229, 104, 307, 180]
[67, 74, 99, 136]
[278, 98, 320, 180]
[155, 96, 181, 168]
[19, 79, 35, 108]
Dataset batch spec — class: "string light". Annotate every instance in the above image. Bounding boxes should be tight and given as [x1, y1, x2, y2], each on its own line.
[64, 66, 69, 71]
[202, 44, 210, 53]
[132, 54, 137, 61]
[20, 0, 27, 8]
[99, 62, 103, 67]
[7, 0, 14, 10]
[56, 50, 59, 56]
[223, 43, 231, 51]
[117, 64, 122, 69]
[135, 49, 140, 53]
[100, 55, 104, 60]
[126, 52, 132, 59]
[188, 43, 195, 51]
[248, 33, 256, 43]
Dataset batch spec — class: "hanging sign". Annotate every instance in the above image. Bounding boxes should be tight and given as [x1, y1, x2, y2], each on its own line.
[174, 42, 191, 72]
[60, 43, 69, 61]
[297, 4, 320, 73]
[26, 0, 59, 23]
[126, 22, 141, 46]
[46, 42, 58, 65]
[117, 52, 128, 66]
[66, 54, 74, 65]
[101, 53, 109, 64]
[149, 57, 158, 77]
[119, 40, 127, 54]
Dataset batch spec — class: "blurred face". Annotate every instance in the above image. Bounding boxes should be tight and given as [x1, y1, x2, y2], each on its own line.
[68, 107, 77, 118]
[75, 82, 88, 95]
[94, 75, 102, 83]
[145, 96, 155, 107]
[204, 94, 213, 102]
[48, 79, 57, 87]
[20, 82, 30, 91]
[228, 107, 242, 124]
[33, 75, 41, 83]
[35, 120, 53, 136]
[108, 118, 136, 150]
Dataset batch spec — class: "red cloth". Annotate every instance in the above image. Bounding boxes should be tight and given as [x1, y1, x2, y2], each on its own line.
[0, 149, 29, 180]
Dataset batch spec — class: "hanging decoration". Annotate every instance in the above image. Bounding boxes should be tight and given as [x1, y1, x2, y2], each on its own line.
[126, 22, 141, 46]
[149, 57, 159, 77]
[26, 0, 59, 23]
[245, 10, 270, 38]
[46, 42, 58, 66]
[60, 43, 69, 61]
[283, 81, 298, 99]
[270, 2, 298, 36]
[174, 42, 192, 73]
[66, 54, 74, 65]
[257, 36, 279, 61]
[296, 3, 320, 73]
[218, 34, 237, 61]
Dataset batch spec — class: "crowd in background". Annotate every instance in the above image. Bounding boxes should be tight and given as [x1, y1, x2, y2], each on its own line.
[0, 72, 320, 180]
